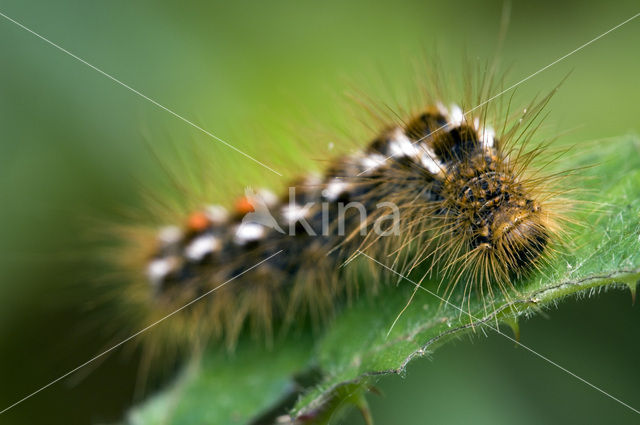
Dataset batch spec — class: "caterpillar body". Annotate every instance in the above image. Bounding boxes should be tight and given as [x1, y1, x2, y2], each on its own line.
[124, 93, 567, 352]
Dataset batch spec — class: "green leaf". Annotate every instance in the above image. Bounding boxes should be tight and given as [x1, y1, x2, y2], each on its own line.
[125, 136, 640, 424]
[125, 336, 314, 425]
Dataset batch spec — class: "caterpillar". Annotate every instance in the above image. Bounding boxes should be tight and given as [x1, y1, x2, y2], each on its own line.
[112, 78, 571, 357]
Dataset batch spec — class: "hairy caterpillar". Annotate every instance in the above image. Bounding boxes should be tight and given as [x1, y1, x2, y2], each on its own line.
[112, 75, 572, 358]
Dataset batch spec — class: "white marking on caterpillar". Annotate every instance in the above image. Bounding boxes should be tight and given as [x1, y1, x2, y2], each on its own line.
[147, 257, 179, 286]
[449, 104, 464, 126]
[418, 145, 443, 174]
[359, 153, 386, 173]
[205, 205, 228, 224]
[303, 173, 323, 187]
[256, 188, 278, 207]
[185, 234, 220, 261]
[436, 101, 448, 117]
[322, 178, 350, 201]
[157, 226, 182, 246]
[481, 126, 495, 148]
[234, 222, 266, 244]
[281, 203, 309, 224]
[388, 128, 419, 158]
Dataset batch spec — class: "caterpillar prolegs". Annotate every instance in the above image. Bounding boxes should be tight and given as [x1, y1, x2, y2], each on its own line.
[125, 93, 568, 351]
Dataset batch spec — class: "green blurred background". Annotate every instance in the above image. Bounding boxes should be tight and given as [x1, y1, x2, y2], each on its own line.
[0, 0, 639, 424]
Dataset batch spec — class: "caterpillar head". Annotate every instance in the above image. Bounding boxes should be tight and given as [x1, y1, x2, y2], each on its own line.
[441, 147, 553, 285]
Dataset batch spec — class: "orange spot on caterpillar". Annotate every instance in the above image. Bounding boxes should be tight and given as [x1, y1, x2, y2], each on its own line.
[234, 196, 255, 215]
[186, 211, 210, 232]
